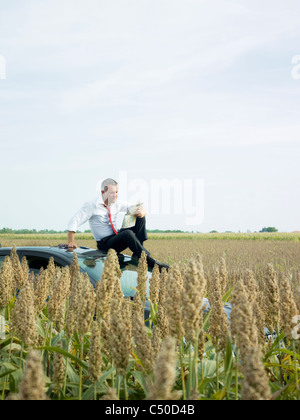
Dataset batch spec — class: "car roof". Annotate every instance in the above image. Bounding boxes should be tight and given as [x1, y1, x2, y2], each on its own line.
[0, 246, 133, 261]
[0, 246, 107, 258]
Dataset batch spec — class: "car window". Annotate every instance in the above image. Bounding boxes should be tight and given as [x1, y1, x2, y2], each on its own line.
[78, 257, 105, 287]
[78, 256, 150, 297]
[22, 255, 64, 276]
[119, 269, 150, 298]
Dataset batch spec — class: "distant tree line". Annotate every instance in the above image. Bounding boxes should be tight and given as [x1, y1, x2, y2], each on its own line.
[0, 227, 68, 234]
[0, 227, 186, 235]
[259, 227, 278, 232]
[147, 229, 185, 233]
[0, 227, 279, 234]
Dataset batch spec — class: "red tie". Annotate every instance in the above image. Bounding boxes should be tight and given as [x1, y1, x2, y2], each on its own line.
[106, 206, 118, 235]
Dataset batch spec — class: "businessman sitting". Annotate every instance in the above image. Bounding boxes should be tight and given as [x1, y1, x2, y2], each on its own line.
[67, 178, 169, 271]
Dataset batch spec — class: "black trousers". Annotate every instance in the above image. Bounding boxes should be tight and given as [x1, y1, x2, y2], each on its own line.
[96, 216, 150, 257]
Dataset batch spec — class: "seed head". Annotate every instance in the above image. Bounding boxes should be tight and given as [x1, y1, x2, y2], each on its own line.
[52, 342, 65, 390]
[182, 256, 207, 344]
[137, 251, 148, 304]
[208, 268, 229, 352]
[149, 264, 160, 305]
[279, 271, 298, 340]
[77, 273, 96, 336]
[219, 257, 227, 296]
[65, 271, 84, 337]
[100, 387, 119, 400]
[88, 321, 102, 382]
[133, 305, 154, 373]
[241, 350, 271, 400]
[11, 274, 37, 347]
[264, 264, 280, 333]
[69, 252, 80, 287]
[0, 256, 14, 309]
[146, 337, 178, 400]
[34, 267, 53, 313]
[15, 351, 48, 400]
[165, 264, 184, 342]
[231, 277, 258, 361]
[10, 245, 26, 289]
[48, 267, 71, 326]
[109, 298, 132, 376]
[96, 249, 119, 320]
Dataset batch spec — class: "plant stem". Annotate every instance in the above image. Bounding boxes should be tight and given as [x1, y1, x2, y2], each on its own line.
[235, 347, 239, 400]
[79, 338, 84, 400]
[94, 382, 97, 401]
[124, 375, 128, 400]
[216, 339, 219, 392]
[63, 337, 70, 398]
[292, 339, 299, 400]
[116, 374, 121, 399]
[20, 342, 24, 369]
[193, 333, 199, 391]
[1, 338, 13, 400]
[180, 339, 186, 400]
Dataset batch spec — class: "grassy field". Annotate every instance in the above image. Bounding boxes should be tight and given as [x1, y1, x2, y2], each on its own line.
[1, 231, 300, 278]
[0, 233, 299, 400]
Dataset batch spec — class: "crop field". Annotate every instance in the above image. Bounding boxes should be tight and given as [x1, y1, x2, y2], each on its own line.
[0, 233, 300, 400]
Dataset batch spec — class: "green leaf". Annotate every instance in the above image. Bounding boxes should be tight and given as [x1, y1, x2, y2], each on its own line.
[202, 311, 211, 332]
[200, 360, 217, 377]
[98, 366, 115, 384]
[265, 348, 300, 363]
[36, 318, 47, 339]
[222, 287, 233, 303]
[264, 333, 286, 361]
[9, 368, 23, 394]
[131, 370, 148, 395]
[224, 336, 233, 372]
[211, 389, 226, 400]
[224, 336, 234, 394]
[36, 346, 88, 370]
[0, 369, 16, 379]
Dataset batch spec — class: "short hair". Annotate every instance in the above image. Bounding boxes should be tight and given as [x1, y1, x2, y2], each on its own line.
[101, 178, 118, 193]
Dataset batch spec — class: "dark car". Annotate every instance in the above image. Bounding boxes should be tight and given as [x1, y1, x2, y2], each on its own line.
[0, 246, 235, 328]
[0, 246, 153, 314]
[0, 246, 153, 292]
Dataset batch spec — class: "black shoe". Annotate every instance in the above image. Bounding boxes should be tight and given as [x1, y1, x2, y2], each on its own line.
[147, 256, 169, 272]
[156, 261, 170, 272]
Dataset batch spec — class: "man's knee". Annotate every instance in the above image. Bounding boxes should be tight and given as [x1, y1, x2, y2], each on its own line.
[120, 229, 136, 241]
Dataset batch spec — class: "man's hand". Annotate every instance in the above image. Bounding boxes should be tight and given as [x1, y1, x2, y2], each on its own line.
[67, 242, 78, 249]
[134, 206, 147, 218]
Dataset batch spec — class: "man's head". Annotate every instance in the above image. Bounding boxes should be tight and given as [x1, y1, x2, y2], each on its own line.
[101, 178, 118, 206]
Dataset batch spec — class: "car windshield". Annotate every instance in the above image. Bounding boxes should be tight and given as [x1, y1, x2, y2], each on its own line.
[77, 256, 150, 298]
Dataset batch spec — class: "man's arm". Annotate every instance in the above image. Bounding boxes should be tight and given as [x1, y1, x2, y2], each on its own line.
[134, 205, 147, 218]
[67, 231, 77, 249]
[67, 200, 95, 249]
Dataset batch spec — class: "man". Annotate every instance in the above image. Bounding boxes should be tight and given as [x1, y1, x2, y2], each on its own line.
[67, 178, 169, 271]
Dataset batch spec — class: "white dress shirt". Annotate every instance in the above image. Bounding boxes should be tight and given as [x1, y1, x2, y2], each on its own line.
[67, 196, 130, 241]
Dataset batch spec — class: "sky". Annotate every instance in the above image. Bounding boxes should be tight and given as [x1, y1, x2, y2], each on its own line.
[0, 0, 300, 233]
